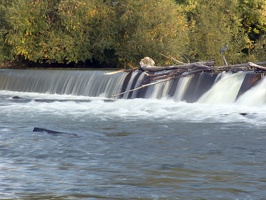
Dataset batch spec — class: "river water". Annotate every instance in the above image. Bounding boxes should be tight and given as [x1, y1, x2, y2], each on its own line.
[1, 70, 266, 199]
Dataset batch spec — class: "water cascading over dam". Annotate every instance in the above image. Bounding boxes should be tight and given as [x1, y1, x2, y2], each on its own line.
[0, 69, 264, 105]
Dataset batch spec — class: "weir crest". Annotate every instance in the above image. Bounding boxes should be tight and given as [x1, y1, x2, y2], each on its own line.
[0, 69, 264, 104]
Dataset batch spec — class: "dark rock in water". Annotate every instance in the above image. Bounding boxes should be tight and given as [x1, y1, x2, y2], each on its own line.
[11, 97, 114, 103]
[103, 99, 115, 102]
[220, 112, 254, 116]
[11, 96, 31, 103]
[34, 99, 92, 103]
[33, 127, 78, 137]
[34, 98, 114, 103]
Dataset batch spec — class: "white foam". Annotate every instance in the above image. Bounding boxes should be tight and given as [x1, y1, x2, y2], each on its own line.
[236, 77, 266, 106]
[1, 90, 266, 126]
[198, 72, 245, 104]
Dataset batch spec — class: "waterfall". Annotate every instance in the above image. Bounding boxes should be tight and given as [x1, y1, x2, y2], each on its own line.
[122, 71, 146, 99]
[172, 74, 193, 101]
[144, 81, 172, 99]
[197, 72, 246, 104]
[0, 69, 264, 104]
[236, 77, 266, 106]
[0, 69, 127, 98]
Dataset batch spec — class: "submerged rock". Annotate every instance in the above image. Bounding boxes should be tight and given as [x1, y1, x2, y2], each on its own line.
[12, 96, 21, 99]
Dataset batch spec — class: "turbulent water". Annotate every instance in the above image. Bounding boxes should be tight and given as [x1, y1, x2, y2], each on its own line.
[0, 70, 266, 199]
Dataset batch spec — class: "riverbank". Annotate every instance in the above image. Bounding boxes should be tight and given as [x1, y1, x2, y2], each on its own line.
[0, 61, 19, 69]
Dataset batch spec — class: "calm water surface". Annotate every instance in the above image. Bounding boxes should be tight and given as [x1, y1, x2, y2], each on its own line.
[1, 91, 266, 199]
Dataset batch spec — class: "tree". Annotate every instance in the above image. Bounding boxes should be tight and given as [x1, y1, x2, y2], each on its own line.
[4, 0, 59, 62]
[0, 0, 13, 62]
[3, 0, 189, 67]
[112, 0, 189, 67]
[186, 0, 249, 65]
[1, 0, 265, 68]
[238, 0, 266, 60]
[239, 0, 266, 41]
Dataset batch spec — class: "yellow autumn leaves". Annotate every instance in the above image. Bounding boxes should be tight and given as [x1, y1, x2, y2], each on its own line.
[0, 0, 265, 67]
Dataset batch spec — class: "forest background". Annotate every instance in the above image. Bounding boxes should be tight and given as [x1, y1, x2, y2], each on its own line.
[0, 0, 265, 68]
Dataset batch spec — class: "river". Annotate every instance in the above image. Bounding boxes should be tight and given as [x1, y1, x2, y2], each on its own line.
[0, 70, 266, 199]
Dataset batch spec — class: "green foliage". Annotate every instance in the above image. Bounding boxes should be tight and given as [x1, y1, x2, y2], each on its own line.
[0, 0, 265, 68]
[237, 0, 266, 60]
[4, 0, 57, 62]
[0, 0, 13, 62]
[248, 35, 266, 61]
[239, 0, 266, 41]
[112, 0, 189, 67]
[186, 0, 266, 64]
[1, 0, 189, 67]
[186, 0, 248, 65]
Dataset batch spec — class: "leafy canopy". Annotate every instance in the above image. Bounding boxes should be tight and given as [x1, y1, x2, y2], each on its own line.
[0, 0, 265, 67]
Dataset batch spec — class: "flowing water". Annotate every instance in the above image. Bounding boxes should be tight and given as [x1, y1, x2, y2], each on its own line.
[0, 69, 266, 199]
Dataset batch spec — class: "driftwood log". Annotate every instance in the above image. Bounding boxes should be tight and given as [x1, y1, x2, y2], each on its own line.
[140, 57, 266, 73]
[141, 62, 214, 72]
[33, 127, 78, 137]
[214, 61, 266, 72]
